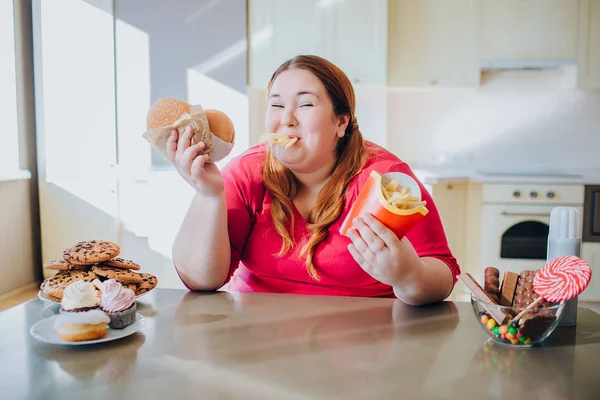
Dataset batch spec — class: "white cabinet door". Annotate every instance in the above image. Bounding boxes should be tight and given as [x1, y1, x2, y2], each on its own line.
[480, 0, 579, 65]
[249, 0, 388, 88]
[249, 0, 327, 89]
[329, 0, 388, 85]
[388, 0, 480, 87]
[430, 183, 468, 268]
[578, 0, 600, 89]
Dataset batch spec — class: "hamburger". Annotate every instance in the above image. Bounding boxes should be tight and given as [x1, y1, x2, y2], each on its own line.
[143, 98, 235, 162]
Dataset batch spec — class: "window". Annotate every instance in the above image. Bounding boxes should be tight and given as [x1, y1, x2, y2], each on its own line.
[32, 0, 249, 259]
[0, 0, 20, 175]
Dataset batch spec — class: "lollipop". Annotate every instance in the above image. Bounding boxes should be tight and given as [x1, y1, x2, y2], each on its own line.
[533, 255, 592, 302]
[512, 256, 592, 323]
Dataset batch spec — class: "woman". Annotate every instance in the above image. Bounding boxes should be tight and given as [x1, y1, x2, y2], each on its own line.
[167, 55, 460, 305]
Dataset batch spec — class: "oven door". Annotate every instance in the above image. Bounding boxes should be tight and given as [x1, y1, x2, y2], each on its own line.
[480, 204, 583, 282]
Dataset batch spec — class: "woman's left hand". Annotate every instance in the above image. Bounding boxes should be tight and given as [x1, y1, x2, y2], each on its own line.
[346, 214, 421, 287]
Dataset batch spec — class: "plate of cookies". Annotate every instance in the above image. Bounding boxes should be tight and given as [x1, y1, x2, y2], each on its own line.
[39, 240, 158, 303]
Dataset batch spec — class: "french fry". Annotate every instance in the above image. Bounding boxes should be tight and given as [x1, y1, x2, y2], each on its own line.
[269, 133, 299, 148]
[381, 178, 426, 210]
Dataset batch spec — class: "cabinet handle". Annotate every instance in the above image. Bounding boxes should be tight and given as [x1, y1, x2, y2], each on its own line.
[501, 211, 551, 217]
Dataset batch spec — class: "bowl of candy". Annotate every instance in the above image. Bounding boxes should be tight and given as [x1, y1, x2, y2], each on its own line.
[459, 256, 591, 348]
[470, 295, 565, 347]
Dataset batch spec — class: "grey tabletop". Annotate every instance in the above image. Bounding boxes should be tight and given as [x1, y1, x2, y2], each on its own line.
[1, 288, 599, 400]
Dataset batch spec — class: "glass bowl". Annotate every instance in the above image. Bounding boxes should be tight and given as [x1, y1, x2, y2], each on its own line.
[470, 294, 565, 348]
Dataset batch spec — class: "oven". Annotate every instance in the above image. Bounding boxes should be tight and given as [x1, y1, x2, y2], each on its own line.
[480, 183, 584, 283]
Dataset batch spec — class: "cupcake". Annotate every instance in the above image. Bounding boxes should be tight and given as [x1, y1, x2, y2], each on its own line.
[54, 309, 110, 342]
[99, 279, 136, 329]
[60, 280, 101, 313]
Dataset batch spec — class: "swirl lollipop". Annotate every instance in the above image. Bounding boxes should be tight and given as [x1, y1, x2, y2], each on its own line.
[534, 255, 592, 302]
[512, 256, 592, 323]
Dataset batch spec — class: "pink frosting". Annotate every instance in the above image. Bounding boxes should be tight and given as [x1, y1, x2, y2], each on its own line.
[100, 279, 135, 313]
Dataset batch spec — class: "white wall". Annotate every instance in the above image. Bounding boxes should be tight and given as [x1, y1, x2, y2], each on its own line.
[0, 180, 37, 294]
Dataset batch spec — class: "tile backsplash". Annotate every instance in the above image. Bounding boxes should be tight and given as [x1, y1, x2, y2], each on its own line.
[387, 72, 600, 173]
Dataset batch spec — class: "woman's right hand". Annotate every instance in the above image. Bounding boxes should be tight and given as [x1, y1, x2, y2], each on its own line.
[166, 126, 224, 197]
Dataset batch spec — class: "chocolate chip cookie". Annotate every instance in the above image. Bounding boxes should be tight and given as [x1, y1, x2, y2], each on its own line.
[40, 270, 98, 300]
[102, 257, 141, 270]
[43, 259, 90, 271]
[121, 282, 138, 293]
[92, 265, 143, 283]
[136, 273, 158, 295]
[68, 240, 120, 265]
[62, 247, 77, 264]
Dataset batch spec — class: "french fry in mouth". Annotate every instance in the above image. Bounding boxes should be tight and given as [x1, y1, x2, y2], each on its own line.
[270, 133, 299, 148]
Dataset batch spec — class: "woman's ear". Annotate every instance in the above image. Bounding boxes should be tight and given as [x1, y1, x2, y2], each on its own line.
[336, 114, 350, 138]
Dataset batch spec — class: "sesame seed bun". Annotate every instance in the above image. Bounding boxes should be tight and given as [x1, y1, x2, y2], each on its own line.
[146, 98, 191, 130]
[205, 109, 235, 144]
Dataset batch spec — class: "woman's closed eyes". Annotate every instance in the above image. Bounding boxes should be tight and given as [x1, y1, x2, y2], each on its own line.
[269, 103, 314, 108]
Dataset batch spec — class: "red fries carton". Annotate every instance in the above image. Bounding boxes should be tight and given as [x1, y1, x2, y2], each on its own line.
[340, 171, 429, 239]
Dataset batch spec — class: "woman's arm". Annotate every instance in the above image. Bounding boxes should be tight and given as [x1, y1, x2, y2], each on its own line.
[346, 161, 460, 306]
[172, 190, 231, 291]
[166, 126, 233, 291]
[348, 217, 455, 306]
[391, 256, 454, 306]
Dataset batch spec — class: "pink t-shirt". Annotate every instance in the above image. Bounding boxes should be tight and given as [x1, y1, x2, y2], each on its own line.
[220, 141, 460, 297]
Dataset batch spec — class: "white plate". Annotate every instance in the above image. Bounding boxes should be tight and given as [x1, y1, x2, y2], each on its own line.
[38, 290, 151, 304]
[29, 313, 146, 345]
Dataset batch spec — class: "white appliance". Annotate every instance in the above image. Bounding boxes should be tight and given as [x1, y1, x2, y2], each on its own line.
[480, 182, 584, 283]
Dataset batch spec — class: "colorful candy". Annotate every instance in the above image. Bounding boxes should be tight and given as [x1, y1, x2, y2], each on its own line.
[533, 255, 592, 302]
[478, 309, 544, 346]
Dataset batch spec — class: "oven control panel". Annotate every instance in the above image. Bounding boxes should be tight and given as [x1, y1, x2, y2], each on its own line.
[483, 184, 585, 205]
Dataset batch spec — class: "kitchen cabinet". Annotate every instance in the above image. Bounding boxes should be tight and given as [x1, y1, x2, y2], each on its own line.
[248, 0, 387, 89]
[327, 0, 387, 85]
[578, 0, 600, 89]
[249, 0, 326, 89]
[480, 0, 579, 66]
[430, 182, 483, 295]
[430, 183, 468, 268]
[387, 0, 480, 87]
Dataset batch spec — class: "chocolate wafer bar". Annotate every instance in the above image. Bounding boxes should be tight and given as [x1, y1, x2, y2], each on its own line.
[458, 273, 508, 324]
[500, 271, 519, 307]
[484, 267, 501, 304]
[513, 270, 552, 309]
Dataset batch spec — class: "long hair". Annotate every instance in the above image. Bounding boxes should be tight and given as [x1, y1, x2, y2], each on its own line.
[263, 55, 367, 280]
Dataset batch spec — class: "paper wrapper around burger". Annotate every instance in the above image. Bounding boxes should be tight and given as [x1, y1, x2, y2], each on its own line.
[142, 104, 234, 163]
[339, 171, 429, 239]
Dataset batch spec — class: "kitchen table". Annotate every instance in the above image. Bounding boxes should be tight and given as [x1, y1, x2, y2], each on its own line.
[1, 289, 599, 399]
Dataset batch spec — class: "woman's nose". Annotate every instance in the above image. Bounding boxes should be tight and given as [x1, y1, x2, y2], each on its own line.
[280, 109, 298, 127]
